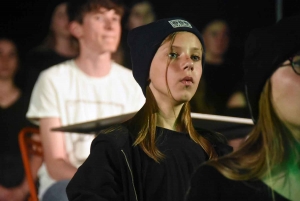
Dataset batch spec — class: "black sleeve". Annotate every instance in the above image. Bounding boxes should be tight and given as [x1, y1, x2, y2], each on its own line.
[185, 165, 220, 201]
[66, 135, 124, 201]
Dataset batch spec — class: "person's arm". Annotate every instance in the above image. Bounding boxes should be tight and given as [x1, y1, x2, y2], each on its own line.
[0, 181, 28, 201]
[0, 158, 42, 201]
[66, 134, 123, 201]
[40, 118, 77, 180]
[227, 91, 247, 108]
[0, 154, 42, 201]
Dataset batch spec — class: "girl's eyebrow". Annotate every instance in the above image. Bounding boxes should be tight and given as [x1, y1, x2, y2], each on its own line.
[171, 45, 202, 51]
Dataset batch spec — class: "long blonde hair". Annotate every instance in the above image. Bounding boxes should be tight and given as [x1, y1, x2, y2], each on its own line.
[208, 79, 299, 180]
[126, 32, 217, 163]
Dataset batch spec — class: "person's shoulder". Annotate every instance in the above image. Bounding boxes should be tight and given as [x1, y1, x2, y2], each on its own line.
[93, 124, 133, 149]
[111, 62, 133, 76]
[189, 164, 225, 189]
[196, 127, 227, 144]
[27, 46, 52, 57]
[38, 59, 75, 79]
[196, 127, 233, 156]
[194, 164, 221, 177]
[110, 62, 142, 91]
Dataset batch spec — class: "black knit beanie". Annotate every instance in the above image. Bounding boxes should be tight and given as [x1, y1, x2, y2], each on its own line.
[244, 14, 300, 123]
[127, 17, 205, 96]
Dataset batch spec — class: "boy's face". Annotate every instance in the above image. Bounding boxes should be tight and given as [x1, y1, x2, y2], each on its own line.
[75, 7, 121, 54]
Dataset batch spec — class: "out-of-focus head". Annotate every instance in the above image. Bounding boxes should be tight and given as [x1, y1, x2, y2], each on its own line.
[0, 38, 18, 80]
[128, 17, 205, 100]
[67, 0, 124, 53]
[202, 19, 229, 57]
[270, 52, 300, 133]
[126, 1, 155, 30]
[243, 15, 300, 125]
[50, 2, 70, 38]
[67, 0, 124, 24]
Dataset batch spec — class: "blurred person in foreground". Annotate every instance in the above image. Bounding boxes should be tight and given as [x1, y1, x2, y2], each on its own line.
[186, 14, 300, 201]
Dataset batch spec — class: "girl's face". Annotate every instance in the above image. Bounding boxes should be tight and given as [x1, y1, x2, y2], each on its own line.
[202, 21, 229, 57]
[51, 3, 70, 38]
[127, 2, 155, 30]
[271, 58, 300, 131]
[0, 39, 18, 80]
[149, 32, 203, 105]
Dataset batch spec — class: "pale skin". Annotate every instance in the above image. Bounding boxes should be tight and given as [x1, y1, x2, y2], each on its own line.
[149, 32, 203, 131]
[40, 8, 122, 180]
[0, 40, 42, 200]
[271, 60, 300, 139]
[262, 59, 300, 201]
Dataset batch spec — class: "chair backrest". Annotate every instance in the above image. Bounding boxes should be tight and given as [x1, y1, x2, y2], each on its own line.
[18, 127, 42, 201]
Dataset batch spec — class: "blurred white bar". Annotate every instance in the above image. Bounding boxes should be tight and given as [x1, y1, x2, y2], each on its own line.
[191, 113, 254, 125]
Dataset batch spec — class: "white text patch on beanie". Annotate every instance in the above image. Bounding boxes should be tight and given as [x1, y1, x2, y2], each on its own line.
[168, 20, 192, 28]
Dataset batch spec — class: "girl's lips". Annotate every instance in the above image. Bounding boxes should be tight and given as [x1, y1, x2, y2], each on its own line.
[181, 76, 193, 85]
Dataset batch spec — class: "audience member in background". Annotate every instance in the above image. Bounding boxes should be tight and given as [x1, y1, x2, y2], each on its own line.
[67, 17, 232, 201]
[190, 19, 249, 151]
[190, 19, 244, 116]
[24, 1, 78, 94]
[186, 14, 300, 201]
[26, 0, 145, 200]
[0, 37, 39, 201]
[112, 0, 156, 68]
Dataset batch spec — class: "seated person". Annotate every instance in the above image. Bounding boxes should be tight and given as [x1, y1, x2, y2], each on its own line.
[112, 0, 156, 68]
[190, 19, 244, 116]
[0, 37, 39, 201]
[26, 0, 145, 200]
[24, 1, 78, 94]
[66, 17, 232, 201]
[186, 14, 300, 201]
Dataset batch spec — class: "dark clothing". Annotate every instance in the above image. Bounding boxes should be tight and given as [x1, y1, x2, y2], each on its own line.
[205, 61, 243, 114]
[186, 165, 290, 201]
[66, 124, 232, 201]
[23, 48, 74, 94]
[223, 81, 251, 119]
[0, 93, 34, 187]
[141, 127, 207, 201]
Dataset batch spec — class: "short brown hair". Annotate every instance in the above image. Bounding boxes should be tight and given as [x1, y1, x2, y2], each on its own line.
[67, 0, 124, 23]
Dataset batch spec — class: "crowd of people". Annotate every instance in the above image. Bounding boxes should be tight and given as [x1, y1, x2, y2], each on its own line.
[0, 0, 299, 200]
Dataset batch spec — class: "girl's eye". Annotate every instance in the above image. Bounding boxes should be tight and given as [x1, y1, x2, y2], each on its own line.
[95, 15, 104, 21]
[191, 55, 201, 61]
[168, 52, 178, 59]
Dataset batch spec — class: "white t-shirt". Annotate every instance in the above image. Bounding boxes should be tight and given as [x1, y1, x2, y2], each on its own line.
[26, 59, 145, 197]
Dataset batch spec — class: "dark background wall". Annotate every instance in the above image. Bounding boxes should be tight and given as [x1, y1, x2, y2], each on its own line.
[0, 0, 299, 60]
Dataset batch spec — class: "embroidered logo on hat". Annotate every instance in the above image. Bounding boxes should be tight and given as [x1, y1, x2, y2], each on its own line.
[168, 20, 192, 28]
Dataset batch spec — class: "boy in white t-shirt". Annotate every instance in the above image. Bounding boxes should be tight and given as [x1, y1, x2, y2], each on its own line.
[26, 0, 145, 200]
